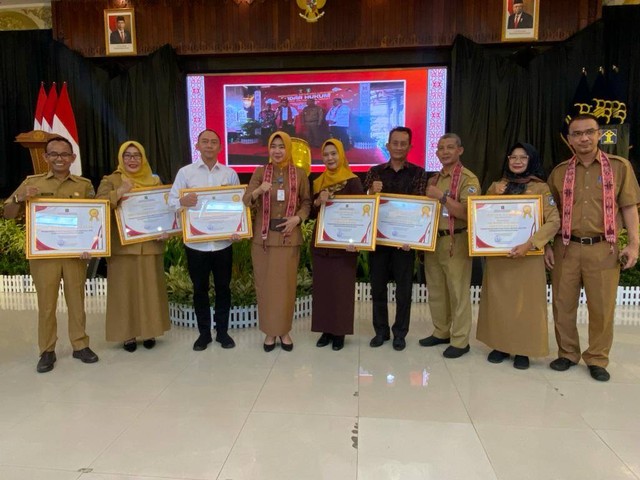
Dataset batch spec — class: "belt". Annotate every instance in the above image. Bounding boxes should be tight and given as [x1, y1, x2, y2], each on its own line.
[569, 235, 606, 245]
[437, 228, 467, 237]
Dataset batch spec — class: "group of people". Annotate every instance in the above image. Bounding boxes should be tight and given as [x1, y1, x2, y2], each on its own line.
[4, 113, 639, 383]
[258, 97, 351, 149]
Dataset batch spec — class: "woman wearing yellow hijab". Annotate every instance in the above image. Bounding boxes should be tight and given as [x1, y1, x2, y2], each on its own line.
[96, 141, 170, 352]
[310, 139, 364, 350]
[243, 132, 312, 351]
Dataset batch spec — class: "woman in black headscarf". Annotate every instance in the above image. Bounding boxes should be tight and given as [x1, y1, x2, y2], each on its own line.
[476, 142, 560, 370]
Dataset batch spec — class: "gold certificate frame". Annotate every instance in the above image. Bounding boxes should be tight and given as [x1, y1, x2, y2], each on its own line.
[26, 199, 111, 259]
[375, 193, 441, 251]
[180, 185, 252, 243]
[315, 195, 379, 251]
[468, 194, 543, 257]
[115, 185, 182, 245]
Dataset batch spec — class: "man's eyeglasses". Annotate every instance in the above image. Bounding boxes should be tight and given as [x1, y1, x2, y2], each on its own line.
[568, 129, 599, 138]
[508, 155, 529, 161]
[123, 153, 142, 159]
[45, 152, 73, 160]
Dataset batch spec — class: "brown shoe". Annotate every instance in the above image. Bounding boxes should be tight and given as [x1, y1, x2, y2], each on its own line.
[72, 347, 99, 364]
[36, 351, 56, 373]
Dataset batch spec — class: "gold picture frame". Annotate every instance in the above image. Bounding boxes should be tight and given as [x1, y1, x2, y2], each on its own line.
[467, 195, 543, 257]
[180, 185, 252, 243]
[501, 0, 539, 42]
[315, 195, 379, 251]
[104, 8, 137, 56]
[26, 199, 111, 259]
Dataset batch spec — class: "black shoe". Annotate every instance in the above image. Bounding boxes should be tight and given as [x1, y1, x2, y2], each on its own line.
[316, 333, 333, 348]
[263, 341, 276, 352]
[36, 351, 56, 373]
[549, 357, 577, 371]
[332, 336, 345, 351]
[392, 337, 406, 351]
[487, 349, 510, 363]
[418, 335, 450, 347]
[369, 333, 390, 348]
[513, 355, 530, 370]
[280, 336, 293, 352]
[72, 347, 99, 364]
[193, 335, 212, 351]
[443, 345, 470, 358]
[142, 338, 156, 349]
[588, 365, 610, 382]
[123, 340, 137, 352]
[215, 333, 236, 349]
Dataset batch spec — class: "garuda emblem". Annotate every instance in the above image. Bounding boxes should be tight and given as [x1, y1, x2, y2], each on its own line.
[296, 0, 326, 23]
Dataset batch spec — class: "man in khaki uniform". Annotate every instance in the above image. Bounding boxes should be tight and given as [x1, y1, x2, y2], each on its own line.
[4, 136, 99, 373]
[301, 98, 324, 148]
[546, 113, 640, 382]
[420, 133, 480, 358]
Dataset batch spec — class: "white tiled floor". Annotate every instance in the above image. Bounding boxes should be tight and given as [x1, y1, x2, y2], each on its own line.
[1, 294, 639, 480]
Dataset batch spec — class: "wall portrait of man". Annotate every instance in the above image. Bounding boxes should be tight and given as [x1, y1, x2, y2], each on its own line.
[501, 0, 539, 42]
[104, 8, 137, 56]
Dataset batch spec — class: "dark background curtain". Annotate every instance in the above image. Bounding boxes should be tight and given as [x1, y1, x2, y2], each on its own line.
[0, 33, 189, 197]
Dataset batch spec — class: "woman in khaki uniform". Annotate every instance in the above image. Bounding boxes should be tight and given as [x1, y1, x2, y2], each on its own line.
[96, 141, 170, 351]
[243, 132, 311, 352]
[476, 143, 560, 369]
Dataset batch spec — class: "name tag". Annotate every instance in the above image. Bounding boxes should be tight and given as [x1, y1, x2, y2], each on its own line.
[277, 189, 285, 202]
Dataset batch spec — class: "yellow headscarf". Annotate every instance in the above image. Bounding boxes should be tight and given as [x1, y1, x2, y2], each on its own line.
[268, 131, 293, 167]
[116, 141, 160, 188]
[313, 139, 357, 194]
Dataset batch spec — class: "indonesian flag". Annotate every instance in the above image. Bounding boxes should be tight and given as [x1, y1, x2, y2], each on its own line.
[33, 83, 46, 131]
[42, 82, 57, 132]
[51, 82, 82, 175]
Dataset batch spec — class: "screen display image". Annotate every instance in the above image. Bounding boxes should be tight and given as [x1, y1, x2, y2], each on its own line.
[187, 67, 447, 173]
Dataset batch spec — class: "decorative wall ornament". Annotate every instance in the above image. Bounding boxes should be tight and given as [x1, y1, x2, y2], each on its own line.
[0, 5, 51, 30]
[297, 0, 325, 23]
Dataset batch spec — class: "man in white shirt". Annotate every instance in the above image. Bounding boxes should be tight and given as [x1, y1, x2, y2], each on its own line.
[168, 129, 240, 351]
[325, 97, 351, 150]
[275, 98, 298, 136]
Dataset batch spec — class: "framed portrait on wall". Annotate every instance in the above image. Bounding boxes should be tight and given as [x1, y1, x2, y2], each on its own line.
[104, 8, 137, 56]
[501, 0, 539, 42]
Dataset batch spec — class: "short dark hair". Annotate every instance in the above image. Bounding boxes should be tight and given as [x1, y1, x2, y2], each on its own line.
[197, 129, 220, 142]
[568, 113, 599, 131]
[116, 15, 125, 22]
[45, 136, 74, 153]
[388, 126, 412, 144]
[439, 132, 462, 147]
[333, 97, 342, 103]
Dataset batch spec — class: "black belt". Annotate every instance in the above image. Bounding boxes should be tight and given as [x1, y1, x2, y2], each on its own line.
[570, 235, 606, 245]
[437, 228, 467, 237]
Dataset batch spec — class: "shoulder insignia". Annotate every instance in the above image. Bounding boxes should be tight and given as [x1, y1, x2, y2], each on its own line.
[547, 195, 556, 206]
[468, 186, 478, 194]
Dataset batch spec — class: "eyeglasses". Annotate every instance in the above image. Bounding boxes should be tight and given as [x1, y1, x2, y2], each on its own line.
[568, 129, 599, 138]
[123, 153, 142, 159]
[508, 155, 529, 161]
[45, 152, 73, 160]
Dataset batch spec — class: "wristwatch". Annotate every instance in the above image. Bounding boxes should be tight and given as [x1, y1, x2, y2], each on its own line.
[439, 190, 449, 205]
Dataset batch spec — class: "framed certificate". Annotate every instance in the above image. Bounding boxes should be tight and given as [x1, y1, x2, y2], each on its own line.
[180, 185, 252, 243]
[26, 199, 110, 259]
[315, 195, 378, 251]
[376, 193, 441, 251]
[115, 186, 181, 245]
[468, 195, 543, 256]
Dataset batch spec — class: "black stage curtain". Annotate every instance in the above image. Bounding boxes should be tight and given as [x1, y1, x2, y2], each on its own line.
[0, 33, 189, 197]
[450, 22, 605, 191]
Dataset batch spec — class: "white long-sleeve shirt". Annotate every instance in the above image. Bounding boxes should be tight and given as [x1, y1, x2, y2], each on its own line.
[168, 159, 240, 252]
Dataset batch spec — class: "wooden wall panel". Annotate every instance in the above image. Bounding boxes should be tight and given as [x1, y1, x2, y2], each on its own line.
[51, 0, 602, 58]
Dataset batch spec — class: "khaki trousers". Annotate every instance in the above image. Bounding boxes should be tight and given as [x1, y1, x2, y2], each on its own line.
[30, 258, 90, 354]
[552, 241, 620, 367]
[424, 233, 473, 348]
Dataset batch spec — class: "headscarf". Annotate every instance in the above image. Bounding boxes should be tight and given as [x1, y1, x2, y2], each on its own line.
[500, 142, 545, 195]
[268, 131, 293, 166]
[116, 140, 160, 187]
[313, 139, 358, 194]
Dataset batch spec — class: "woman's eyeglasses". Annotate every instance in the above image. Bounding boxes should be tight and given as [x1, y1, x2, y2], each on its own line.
[508, 155, 529, 161]
[123, 153, 142, 159]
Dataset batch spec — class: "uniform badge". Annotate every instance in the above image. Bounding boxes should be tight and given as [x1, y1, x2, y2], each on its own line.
[468, 186, 477, 194]
[547, 195, 555, 206]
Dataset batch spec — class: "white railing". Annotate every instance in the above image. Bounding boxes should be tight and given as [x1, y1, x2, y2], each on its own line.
[2, 276, 639, 327]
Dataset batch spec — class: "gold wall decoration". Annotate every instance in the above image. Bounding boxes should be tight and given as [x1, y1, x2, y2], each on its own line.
[0, 5, 51, 30]
[297, 0, 326, 23]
